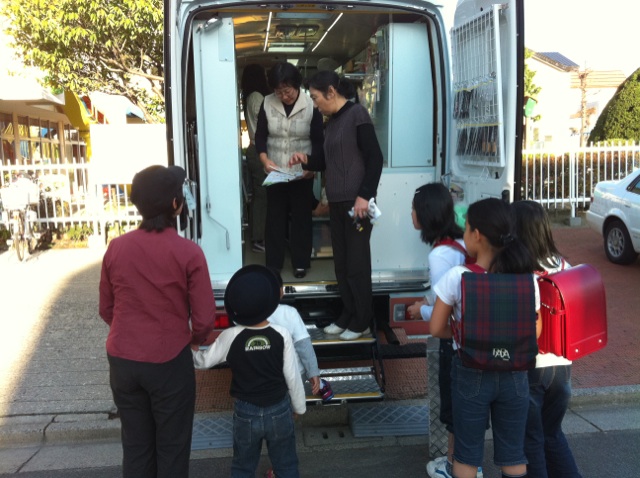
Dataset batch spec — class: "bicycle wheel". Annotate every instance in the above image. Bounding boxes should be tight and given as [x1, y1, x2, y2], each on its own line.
[25, 210, 37, 254]
[14, 212, 26, 261]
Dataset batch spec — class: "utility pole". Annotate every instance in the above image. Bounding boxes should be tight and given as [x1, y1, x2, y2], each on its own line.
[578, 69, 591, 147]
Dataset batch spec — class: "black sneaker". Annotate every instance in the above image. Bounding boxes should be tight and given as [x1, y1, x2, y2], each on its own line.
[252, 241, 265, 253]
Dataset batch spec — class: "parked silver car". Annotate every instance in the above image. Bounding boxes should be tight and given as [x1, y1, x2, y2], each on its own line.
[586, 169, 640, 264]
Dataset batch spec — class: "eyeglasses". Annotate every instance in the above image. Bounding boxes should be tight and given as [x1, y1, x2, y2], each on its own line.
[274, 87, 296, 98]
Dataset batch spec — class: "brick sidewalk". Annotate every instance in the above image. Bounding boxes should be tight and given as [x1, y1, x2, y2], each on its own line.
[552, 226, 640, 389]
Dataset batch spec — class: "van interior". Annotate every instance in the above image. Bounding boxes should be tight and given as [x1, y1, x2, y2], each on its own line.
[178, 3, 443, 288]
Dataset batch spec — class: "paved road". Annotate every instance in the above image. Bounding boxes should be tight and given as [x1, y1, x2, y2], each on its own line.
[0, 224, 639, 477]
[1, 428, 639, 477]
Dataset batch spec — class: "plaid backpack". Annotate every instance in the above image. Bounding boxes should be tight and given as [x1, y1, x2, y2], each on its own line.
[452, 264, 539, 371]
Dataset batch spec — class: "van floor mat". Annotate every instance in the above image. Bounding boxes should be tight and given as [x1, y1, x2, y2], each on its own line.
[379, 342, 427, 359]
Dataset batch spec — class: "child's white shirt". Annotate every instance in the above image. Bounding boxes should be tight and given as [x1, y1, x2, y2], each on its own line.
[268, 304, 320, 379]
[422, 240, 467, 320]
[192, 322, 306, 414]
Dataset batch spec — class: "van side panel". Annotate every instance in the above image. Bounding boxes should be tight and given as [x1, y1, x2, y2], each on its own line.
[192, 18, 244, 282]
[370, 169, 434, 273]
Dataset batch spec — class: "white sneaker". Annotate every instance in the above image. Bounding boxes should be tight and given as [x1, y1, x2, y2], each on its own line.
[323, 323, 345, 335]
[339, 327, 371, 340]
[426, 457, 451, 478]
[426, 457, 482, 478]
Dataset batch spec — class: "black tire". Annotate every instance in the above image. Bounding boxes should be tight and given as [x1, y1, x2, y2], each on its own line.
[14, 214, 25, 261]
[26, 216, 37, 254]
[27, 234, 37, 254]
[604, 219, 638, 265]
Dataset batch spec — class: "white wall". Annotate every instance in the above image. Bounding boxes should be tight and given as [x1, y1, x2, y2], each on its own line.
[90, 124, 168, 184]
[527, 60, 579, 149]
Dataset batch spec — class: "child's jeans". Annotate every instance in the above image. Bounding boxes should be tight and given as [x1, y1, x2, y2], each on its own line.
[451, 355, 529, 468]
[231, 396, 299, 478]
[524, 364, 582, 478]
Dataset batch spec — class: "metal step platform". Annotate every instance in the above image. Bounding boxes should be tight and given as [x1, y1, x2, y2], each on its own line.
[191, 414, 233, 450]
[307, 324, 376, 345]
[304, 367, 384, 403]
[349, 404, 429, 437]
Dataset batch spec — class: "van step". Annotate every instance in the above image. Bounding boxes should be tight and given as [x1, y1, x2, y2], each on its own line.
[307, 324, 376, 345]
[379, 342, 427, 359]
[304, 367, 383, 403]
[191, 414, 233, 450]
[349, 404, 429, 437]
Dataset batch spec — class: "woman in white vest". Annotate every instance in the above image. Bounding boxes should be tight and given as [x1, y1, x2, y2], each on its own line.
[255, 62, 324, 279]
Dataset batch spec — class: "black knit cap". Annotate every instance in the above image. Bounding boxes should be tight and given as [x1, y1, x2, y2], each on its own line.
[224, 265, 280, 326]
[130, 165, 186, 219]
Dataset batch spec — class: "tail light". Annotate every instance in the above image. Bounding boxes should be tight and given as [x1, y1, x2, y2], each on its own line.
[214, 312, 232, 329]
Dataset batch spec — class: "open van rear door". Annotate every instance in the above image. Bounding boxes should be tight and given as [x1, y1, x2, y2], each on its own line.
[446, 0, 524, 207]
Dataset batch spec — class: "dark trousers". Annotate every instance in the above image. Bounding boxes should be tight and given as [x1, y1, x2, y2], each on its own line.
[439, 338, 455, 432]
[246, 144, 267, 242]
[108, 346, 196, 478]
[525, 364, 582, 478]
[330, 200, 373, 333]
[265, 178, 313, 270]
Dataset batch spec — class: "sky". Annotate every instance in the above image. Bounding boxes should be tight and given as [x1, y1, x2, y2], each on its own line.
[443, 0, 639, 77]
[524, 0, 638, 76]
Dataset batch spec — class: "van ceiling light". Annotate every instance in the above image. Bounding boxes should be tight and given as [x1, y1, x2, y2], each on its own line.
[263, 12, 273, 52]
[268, 43, 306, 53]
[311, 12, 343, 52]
[276, 12, 332, 20]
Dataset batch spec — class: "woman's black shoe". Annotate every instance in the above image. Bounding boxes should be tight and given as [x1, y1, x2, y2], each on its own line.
[293, 268, 306, 279]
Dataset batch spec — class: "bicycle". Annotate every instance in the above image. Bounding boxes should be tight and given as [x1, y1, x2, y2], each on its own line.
[1, 179, 40, 262]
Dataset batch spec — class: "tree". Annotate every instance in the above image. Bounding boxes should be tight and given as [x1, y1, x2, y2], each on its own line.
[523, 49, 542, 148]
[524, 48, 542, 120]
[588, 67, 640, 144]
[2, 0, 164, 123]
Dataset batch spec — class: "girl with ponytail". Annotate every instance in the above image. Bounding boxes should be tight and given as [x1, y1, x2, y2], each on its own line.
[430, 197, 541, 478]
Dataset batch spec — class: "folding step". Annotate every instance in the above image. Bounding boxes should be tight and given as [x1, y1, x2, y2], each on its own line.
[349, 404, 429, 437]
[304, 367, 383, 403]
[307, 324, 376, 345]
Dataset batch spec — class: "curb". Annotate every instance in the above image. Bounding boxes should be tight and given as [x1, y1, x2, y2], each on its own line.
[1, 387, 640, 448]
[0, 413, 120, 447]
[570, 385, 640, 407]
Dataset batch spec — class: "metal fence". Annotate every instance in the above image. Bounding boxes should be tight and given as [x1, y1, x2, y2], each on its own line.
[3, 141, 640, 244]
[522, 141, 640, 216]
[0, 140, 141, 243]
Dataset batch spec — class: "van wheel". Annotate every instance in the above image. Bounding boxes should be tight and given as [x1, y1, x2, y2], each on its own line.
[604, 220, 638, 265]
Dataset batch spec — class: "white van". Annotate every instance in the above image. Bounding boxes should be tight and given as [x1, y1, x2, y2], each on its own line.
[164, 0, 524, 401]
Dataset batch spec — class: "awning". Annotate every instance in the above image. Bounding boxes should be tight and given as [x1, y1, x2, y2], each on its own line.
[89, 92, 146, 124]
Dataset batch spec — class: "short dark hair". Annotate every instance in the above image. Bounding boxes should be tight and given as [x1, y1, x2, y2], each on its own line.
[131, 165, 185, 232]
[412, 183, 463, 245]
[267, 62, 302, 90]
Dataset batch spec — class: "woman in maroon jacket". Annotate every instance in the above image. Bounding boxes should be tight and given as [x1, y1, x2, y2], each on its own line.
[99, 165, 216, 478]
